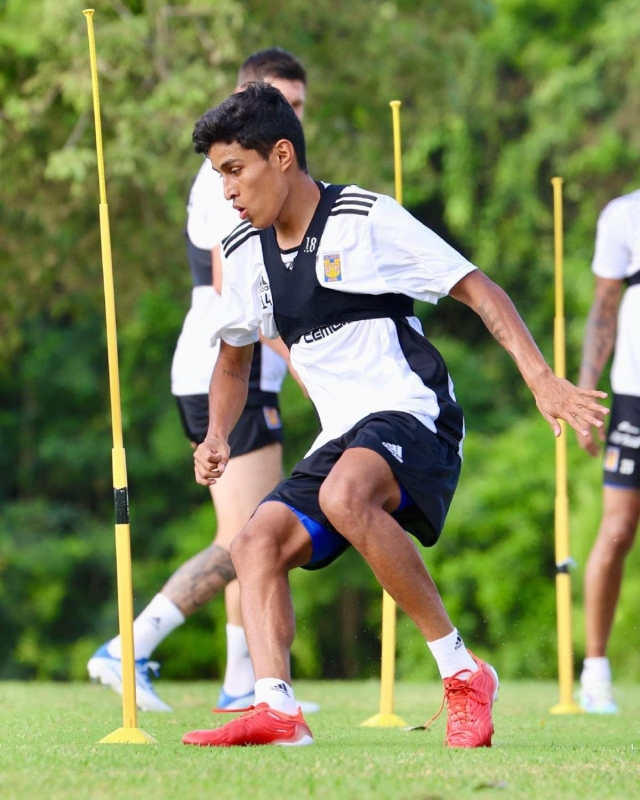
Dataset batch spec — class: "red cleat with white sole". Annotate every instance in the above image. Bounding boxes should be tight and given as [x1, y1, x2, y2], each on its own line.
[182, 703, 314, 747]
[443, 652, 499, 748]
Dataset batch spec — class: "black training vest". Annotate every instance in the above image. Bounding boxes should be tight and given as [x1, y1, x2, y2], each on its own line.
[184, 172, 213, 287]
[185, 234, 213, 287]
[259, 183, 414, 349]
[626, 269, 640, 288]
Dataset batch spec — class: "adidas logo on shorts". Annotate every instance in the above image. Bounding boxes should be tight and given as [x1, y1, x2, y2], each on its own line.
[382, 442, 403, 463]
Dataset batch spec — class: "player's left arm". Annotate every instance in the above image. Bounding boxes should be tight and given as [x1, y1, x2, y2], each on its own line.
[449, 269, 609, 437]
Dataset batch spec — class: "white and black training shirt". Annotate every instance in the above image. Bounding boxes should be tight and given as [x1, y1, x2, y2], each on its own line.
[171, 159, 287, 401]
[214, 184, 477, 456]
[592, 190, 640, 398]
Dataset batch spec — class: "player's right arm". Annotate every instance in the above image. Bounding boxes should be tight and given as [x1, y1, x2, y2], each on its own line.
[193, 340, 253, 486]
[576, 199, 629, 455]
[576, 277, 622, 455]
[194, 223, 265, 485]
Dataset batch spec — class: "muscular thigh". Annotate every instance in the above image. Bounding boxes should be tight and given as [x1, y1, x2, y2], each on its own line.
[264, 411, 458, 554]
[321, 447, 402, 514]
[211, 442, 283, 547]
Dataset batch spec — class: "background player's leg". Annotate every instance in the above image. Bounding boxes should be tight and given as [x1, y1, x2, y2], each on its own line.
[162, 442, 282, 615]
[88, 443, 282, 711]
[581, 485, 640, 712]
[140, 442, 282, 700]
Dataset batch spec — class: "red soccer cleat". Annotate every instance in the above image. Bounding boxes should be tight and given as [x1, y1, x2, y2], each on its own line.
[443, 652, 499, 748]
[182, 703, 314, 747]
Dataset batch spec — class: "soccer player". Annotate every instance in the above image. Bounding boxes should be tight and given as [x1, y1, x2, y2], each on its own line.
[181, 83, 609, 747]
[88, 50, 314, 713]
[575, 190, 640, 714]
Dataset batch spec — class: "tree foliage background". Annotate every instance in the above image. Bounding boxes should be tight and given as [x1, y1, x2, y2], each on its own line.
[1, 0, 640, 682]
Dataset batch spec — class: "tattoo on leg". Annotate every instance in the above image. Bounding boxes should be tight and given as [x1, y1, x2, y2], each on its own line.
[222, 368, 247, 383]
[162, 544, 236, 617]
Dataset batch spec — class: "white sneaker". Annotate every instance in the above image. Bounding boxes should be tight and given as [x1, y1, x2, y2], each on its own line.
[87, 643, 173, 712]
[578, 679, 619, 714]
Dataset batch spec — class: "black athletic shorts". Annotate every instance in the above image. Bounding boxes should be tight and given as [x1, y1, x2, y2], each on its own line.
[175, 394, 283, 458]
[603, 393, 640, 490]
[262, 410, 462, 570]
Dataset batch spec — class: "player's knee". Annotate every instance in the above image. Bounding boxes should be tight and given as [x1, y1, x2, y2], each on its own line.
[230, 527, 259, 573]
[607, 525, 636, 556]
[319, 474, 370, 535]
[599, 514, 638, 556]
[230, 523, 287, 575]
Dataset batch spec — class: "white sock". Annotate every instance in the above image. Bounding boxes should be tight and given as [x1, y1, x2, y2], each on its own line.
[427, 628, 478, 679]
[222, 624, 255, 697]
[106, 593, 185, 660]
[582, 657, 612, 685]
[254, 678, 298, 714]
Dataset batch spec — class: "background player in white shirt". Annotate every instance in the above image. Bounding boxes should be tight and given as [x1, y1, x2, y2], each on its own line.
[88, 50, 313, 713]
[182, 83, 609, 748]
[576, 191, 640, 713]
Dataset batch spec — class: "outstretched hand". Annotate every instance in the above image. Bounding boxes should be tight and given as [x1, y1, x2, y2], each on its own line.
[193, 437, 231, 486]
[531, 372, 609, 438]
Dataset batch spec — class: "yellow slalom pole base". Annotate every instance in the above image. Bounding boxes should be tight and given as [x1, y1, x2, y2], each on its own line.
[360, 712, 407, 728]
[360, 591, 407, 728]
[98, 727, 157, 745]
[549, 702, 584, 716]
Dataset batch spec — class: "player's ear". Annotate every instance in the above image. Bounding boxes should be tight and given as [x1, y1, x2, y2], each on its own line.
[273, 139, 296, 172]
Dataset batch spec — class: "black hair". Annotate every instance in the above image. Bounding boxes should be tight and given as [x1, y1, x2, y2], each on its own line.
[238, 47, 306, 86]
[192, 82, 308, 172]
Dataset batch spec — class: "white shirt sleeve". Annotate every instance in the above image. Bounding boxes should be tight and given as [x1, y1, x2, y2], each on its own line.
[591, 200, 631, 279]
[186, 160, 241, 251]
[369, 195, 477, 303]
[210, 246, 264, 348]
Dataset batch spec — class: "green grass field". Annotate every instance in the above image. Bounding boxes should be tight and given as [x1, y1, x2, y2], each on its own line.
[1, 679, 638, 800]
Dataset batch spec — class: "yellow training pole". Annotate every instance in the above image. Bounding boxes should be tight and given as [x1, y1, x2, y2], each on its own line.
[83, 9, 156, 744]
[361, 100, 407, 729]
[549, 177, 581, 715]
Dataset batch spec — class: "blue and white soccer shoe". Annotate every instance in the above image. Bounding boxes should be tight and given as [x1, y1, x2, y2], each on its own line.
[87, 643, 173, 712]
[217, 687, 320, 714]
[577, 680, 619, 714]
[216, 687, 256, 711]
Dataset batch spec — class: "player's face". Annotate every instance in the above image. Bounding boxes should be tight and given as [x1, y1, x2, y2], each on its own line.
[209, 141, 289, 230]
[267, 78, 306, 121]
